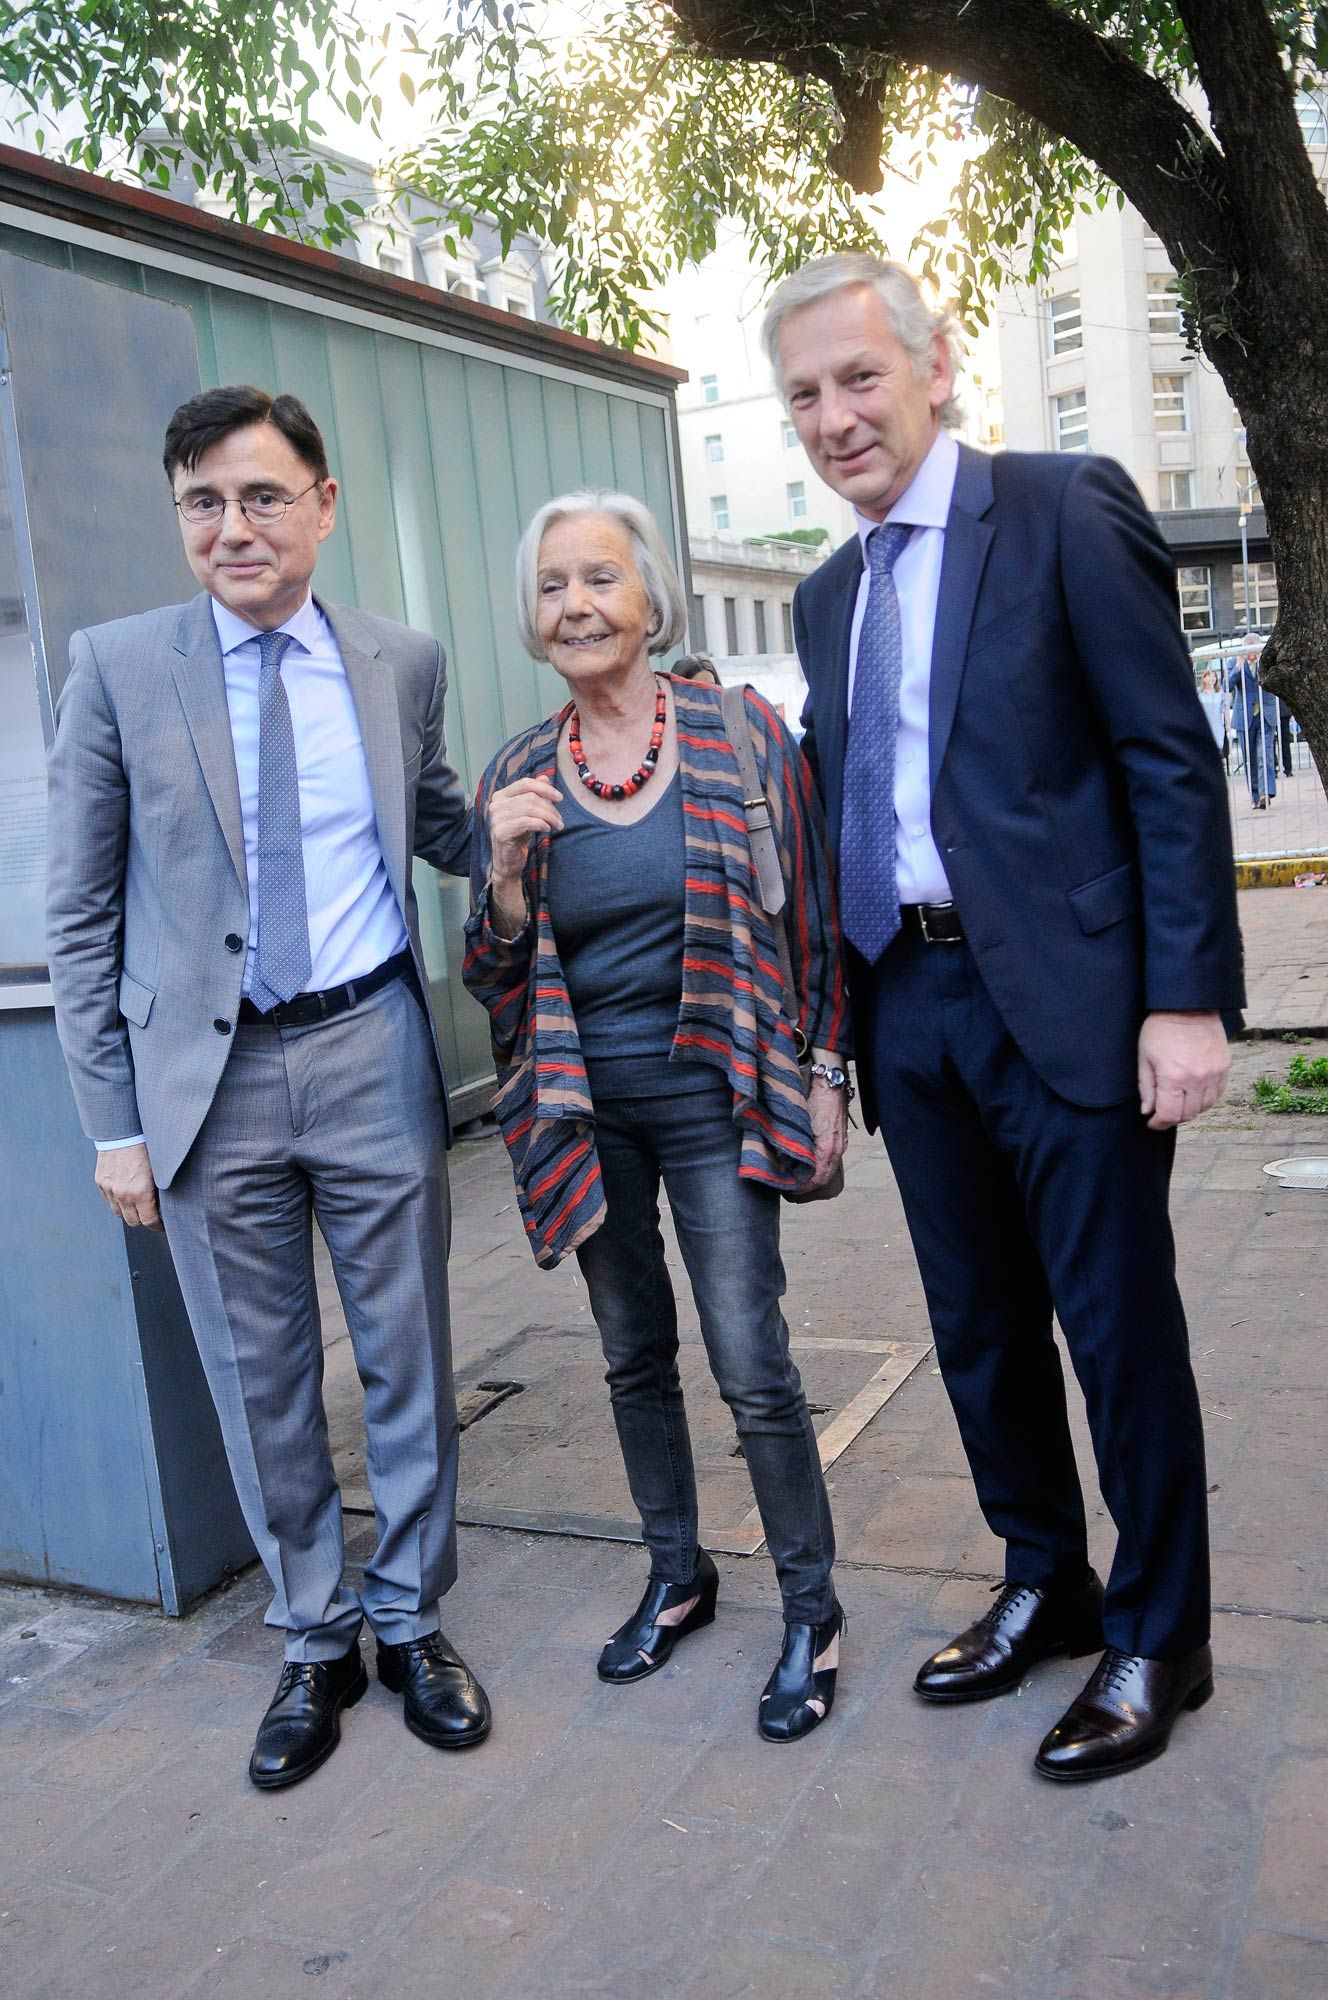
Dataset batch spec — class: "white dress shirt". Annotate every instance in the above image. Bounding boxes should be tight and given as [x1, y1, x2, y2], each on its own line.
[847, 427, 960, 906]
[96, 591, 408, 1150]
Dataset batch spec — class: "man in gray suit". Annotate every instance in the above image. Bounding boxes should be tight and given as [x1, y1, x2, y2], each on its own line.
[47, 385, 490, 1789]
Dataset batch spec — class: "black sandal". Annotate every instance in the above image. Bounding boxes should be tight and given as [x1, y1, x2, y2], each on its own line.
[758, 1604, 845, 1741]
[597, 1549, 719, 1684]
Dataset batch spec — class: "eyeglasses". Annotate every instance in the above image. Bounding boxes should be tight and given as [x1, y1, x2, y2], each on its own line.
[174, 479, 321, 526]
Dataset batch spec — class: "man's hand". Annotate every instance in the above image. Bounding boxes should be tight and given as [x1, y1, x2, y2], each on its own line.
[95, 1143, 163, 1231]
[1137, 1012, 1230, 1131]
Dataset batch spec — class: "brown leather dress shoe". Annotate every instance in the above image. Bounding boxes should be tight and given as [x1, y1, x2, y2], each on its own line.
[1034, 1644, 1214, 1782]
[377, 1632, 491, 1749]
[248, 1643, 368, 1790]
[914, 1573, 1105, 1702]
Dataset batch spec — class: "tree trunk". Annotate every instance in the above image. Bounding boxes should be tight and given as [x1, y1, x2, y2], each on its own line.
[1247, 396, 1328, 811]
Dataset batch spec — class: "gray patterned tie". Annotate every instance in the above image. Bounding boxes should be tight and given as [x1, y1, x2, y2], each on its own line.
[840, 523, 912, 963]
[248, 629, 312, 1011]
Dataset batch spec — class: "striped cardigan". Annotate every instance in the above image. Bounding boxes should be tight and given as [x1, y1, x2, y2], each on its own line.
[461, 677, 849, 1269]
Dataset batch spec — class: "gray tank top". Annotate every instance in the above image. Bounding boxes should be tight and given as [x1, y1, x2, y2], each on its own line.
[545, 771, 717, 1099]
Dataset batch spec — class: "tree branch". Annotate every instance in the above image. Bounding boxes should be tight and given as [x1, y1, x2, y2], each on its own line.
[1176, 0, 1328, 273]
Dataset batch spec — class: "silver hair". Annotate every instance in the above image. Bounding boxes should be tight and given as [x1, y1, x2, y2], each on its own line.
[761, 253, 965, 428]
[514, 489, 688, 661]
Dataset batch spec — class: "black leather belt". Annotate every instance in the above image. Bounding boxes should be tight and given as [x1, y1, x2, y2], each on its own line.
[901, 902, 966, 945]
[238, 948, 414, 1026]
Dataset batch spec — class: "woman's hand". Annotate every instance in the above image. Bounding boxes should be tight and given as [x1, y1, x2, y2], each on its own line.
[487, 776, 563, 934]
[806, 1066, 849, 1188]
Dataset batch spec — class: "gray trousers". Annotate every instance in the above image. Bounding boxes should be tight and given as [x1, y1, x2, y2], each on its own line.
[159, 975, 458, 1662]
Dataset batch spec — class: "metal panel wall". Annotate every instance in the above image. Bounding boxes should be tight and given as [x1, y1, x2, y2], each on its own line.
[0, 218, 682, 1105]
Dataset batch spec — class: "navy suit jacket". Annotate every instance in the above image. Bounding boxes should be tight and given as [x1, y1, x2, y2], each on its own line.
[794, 444, 1245, 1119]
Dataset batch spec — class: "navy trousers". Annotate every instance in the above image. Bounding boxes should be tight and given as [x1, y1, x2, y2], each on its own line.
[859, 926, 1210, 1659]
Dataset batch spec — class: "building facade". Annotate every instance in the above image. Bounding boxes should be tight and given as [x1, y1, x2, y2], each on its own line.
[994, 92, 1328, 646]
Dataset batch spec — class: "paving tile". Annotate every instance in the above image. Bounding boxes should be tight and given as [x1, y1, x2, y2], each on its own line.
[736, 1772, 938, 1951]
[532, 1817, 767, 1988]
[1224, 1928, 1328, 2000]
[858, 1861, 1064, 1997]
[460, 1729, 685, 1898]
[1034, 1819, 1246, 1999]
[677, 1930, 856, 1999]
[250, 1768, 509, 1949]
[178, 1936, 358, 1998]
[0, 1783, 97, 1889]
[344, 1876, 562, 1999]
[1250, 1753, 1328, 1934]
[0, 1880, 110, 1997]
[0, 1702, 91, 1784]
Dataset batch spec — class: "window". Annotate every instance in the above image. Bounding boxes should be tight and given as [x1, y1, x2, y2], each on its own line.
[1176, 565, 1213, 633]
[1053, 390, 1089, 453]
[378, 249, 407, 276]
[1298, 91, 1328, 147]
[701, 374, 719, 405]
[689, 592, 706, 647]
[724, 597, 739, 653]
[1157, 470, 1193, 510]
[505, 294, 534, 319]
[705, 434, 724, 464]
[1153, 374, 1189, 433]
[710, 494, 730, 531]
[781, 601, 795, 651]
[754, 599, 768, 653]
[445, 270, 481, 301]
[787, 480, 807, 519]
[1048, 291, 1083, 357]
[1233, 561, 1279, 628]
[1148, 277, 1183, 337]
[782, 421, 797, 449]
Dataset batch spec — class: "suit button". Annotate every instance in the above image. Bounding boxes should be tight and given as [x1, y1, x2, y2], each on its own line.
[213, 1018, 231, 1035]
[224, 933, 243, 952]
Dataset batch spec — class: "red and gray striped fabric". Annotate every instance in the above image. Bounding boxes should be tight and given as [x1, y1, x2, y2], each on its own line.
[462, 678, 849, 1269]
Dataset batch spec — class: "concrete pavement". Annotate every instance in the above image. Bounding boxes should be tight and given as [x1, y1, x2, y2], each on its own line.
[3, 888, 1326, 1999]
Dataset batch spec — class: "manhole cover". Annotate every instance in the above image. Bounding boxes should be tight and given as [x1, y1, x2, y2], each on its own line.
[1262, 1156, 1328, 1189]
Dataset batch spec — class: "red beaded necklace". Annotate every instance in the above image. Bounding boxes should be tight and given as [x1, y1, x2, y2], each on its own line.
[567, 680, 668, 801]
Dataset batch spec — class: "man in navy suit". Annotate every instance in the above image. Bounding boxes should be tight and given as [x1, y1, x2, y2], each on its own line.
[764, 255, 1243, 1782]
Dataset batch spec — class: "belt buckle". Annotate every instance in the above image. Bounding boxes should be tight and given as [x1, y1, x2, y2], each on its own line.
[918, 903, 961, 945]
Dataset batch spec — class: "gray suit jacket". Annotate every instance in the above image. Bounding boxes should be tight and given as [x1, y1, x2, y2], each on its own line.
[46, 591, 473, 1187]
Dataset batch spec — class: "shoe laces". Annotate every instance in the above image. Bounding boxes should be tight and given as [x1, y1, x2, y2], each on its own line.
[978, 1582, 1035, 1628]
[275, 1659, 326, 1697]
[1089, 1647, 1134, 1698]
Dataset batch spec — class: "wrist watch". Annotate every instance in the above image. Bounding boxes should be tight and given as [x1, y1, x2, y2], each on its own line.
[809, 1061, 854, 1102]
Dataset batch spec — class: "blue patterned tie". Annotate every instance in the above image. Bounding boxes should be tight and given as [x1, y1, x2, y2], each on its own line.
[248, 630, 312, 1011]
[840, 523, 912, 964]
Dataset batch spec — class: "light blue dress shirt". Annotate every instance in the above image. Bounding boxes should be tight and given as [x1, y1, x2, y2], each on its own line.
[97, 590, 408, 1149]
[848, 427, 960, 907]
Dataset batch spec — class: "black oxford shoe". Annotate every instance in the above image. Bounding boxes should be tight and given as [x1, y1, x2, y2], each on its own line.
[914, 1573, 1105, 1703]
[377, 1632, 491, 1749]
[597, 1549, 720, 1684]
[248, 1644, 368, 1790]
[1034, 1644, 1214, 1782]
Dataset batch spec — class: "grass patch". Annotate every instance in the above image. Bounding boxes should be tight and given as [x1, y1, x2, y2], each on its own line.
[1254, 1051, 1328, 1113]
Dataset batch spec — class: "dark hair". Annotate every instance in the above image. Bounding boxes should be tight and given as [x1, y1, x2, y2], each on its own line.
[673, 651, 720, 684]
[163, 385, 330, 484]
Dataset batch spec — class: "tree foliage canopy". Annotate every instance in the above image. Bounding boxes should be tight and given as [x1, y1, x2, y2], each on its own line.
[7, 2, 1328, 764]
[4, 2, 1324, 348]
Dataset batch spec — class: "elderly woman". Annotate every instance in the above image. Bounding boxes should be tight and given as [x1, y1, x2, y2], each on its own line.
[462, 490, 851, 1741]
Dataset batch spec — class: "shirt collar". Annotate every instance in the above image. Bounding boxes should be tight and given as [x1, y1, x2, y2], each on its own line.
[854, 428, 961, 555]
[211, 589, 323, 659]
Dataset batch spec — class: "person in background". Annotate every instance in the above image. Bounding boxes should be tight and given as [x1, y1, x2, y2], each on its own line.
[1228, 645, 1278, 809]
[463, 490, 851, 1741]
[673, 650, 721, 686]
[1197, 667, 1228, 771]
